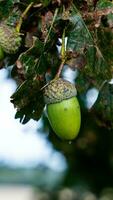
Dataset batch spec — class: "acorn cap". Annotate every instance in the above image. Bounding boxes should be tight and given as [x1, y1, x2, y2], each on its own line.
[0, 24, 21, 54]
[44, 78, 77, 104]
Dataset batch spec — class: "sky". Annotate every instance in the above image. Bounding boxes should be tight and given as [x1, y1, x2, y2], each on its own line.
[0, 68, 67, 171]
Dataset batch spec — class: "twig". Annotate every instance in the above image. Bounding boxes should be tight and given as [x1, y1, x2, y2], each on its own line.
[16, 2, 34, 32]
[55, 60, 65, 78]
[55, 28, 66, 78]
[44, 8, 58, 43]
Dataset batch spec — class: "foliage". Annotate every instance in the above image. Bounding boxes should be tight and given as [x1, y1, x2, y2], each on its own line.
[0, 0, 113, 130]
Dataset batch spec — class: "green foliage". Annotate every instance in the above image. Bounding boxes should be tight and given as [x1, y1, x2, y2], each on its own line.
[11, 37, 60, 123]
[0, 0, 113, 128]
[0, 0, 19, 19]
[66, 7, 93, 52]
[18, 38, 46, 78]
[0, 46, 4, 60]
[97, 0, 113, 9]
[66, 4, 111, 83]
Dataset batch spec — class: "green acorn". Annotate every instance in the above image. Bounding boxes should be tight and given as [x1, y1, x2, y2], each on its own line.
[44, 78, 81, 140]
[0, 24, 21, 54]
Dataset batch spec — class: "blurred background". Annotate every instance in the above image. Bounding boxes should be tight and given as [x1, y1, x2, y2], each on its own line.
[0, 67, 113, 200]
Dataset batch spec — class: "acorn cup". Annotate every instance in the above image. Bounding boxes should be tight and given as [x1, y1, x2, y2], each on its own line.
[44, 78, 81, 140]
[0, 24, 21, 54]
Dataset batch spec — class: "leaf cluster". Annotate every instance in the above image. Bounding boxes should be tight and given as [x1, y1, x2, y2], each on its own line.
[0, 0, 113, 128]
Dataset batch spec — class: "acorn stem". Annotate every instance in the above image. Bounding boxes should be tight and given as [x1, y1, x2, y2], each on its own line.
[55, 60, 65, 78]
[61, 28, 66, 60]
[55, 29, 66, 78]
[16, 2, 34, 32]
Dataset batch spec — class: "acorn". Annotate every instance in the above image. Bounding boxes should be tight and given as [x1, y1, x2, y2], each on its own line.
[44, 78, 81, 140]
[0, 24, 21, 54]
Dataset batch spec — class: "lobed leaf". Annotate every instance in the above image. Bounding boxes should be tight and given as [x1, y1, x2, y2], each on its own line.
[66, 3, 112, 89]
[11, 78, 45, 124]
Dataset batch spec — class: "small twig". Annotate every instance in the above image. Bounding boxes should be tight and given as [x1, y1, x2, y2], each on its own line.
[61, 28, 66, 60]
[99, 80, 108, 91]
[35, 8, 58, 74]
[16, 2, 34, 32]
[40, 82, 49, 91]
[55, 28, 66, 78]
[55, 60, 65, 78]
[44, 8, 58, 43]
